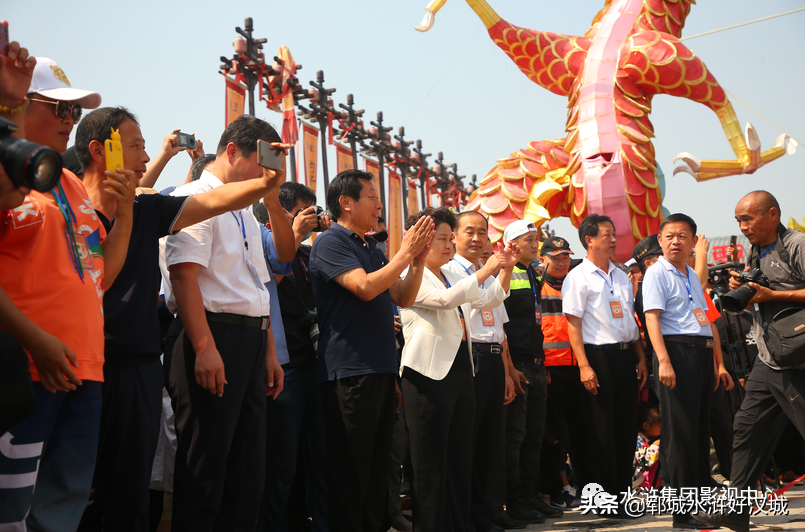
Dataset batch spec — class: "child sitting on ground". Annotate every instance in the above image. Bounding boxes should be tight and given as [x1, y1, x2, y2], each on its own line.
[633, 403, 662, 490]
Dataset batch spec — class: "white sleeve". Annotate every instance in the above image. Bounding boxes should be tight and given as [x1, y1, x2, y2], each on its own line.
[561, 269, 588, 318]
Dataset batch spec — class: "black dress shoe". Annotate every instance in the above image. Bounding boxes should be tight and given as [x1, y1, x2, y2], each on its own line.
[530, 496, 563, 518]
[672, 514, 712, 529]
[692, 511, 750, 532]
[491, 510, 528, 529]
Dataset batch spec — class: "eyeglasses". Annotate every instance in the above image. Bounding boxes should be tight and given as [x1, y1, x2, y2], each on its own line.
[29, 98, 83, 123]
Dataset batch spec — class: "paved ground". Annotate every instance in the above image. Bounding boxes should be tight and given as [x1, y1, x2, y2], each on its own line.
[393, 476, 805, 532]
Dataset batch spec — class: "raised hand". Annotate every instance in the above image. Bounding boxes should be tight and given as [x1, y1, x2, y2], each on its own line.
[402, 215, 435, 262]
[261, 142, 293, 190]
[0, 31, 35, 108]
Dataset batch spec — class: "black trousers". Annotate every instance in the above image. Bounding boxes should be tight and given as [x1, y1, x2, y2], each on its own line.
[652, 342, 714, 498]
[711, 387, 734, 479]
[94, 358, 164, 532]
[539, 365, 591, 493]
[322, 372, 396, 532]
[582, 346, 638, 497]
[505, 359, 547, 497]
[165, 317, 268, 532]
[402, 343, 474, 532]
[470, 346, 505, 532]
[731, 362, 805, 492]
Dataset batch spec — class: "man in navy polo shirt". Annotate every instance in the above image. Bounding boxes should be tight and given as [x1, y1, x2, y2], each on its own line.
[642, 213, 733, 529]
[310, 169, 434, 532]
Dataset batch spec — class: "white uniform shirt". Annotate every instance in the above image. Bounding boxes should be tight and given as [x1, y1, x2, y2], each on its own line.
[162, 170, 271, 317]
[561, 257, 639, 345]
[445, 254, 509, 344]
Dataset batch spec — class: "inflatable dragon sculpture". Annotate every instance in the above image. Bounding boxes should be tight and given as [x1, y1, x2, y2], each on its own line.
[416, 0, 796, 261]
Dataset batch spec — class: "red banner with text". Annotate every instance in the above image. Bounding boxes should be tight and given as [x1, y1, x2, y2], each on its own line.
[335, 144, 353, 174]
[302, 121, 319, 195]
[388, 170, 402, 259]
[225, 77, 246, 127]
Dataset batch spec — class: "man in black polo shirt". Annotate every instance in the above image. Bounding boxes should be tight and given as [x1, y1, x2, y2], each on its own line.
[310, 169, 433, 532]
[74, 109, 292, 531]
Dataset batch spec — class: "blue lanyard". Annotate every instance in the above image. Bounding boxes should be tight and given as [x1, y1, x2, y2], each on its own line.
[231, 211, 248, 250]
[525, 266, 538, 300]
[450, 258, 484, 289]
[672, 265, 695, 303]
[443, 275, 465, 318]
[760, 242, 775, 259]
[50, 183, 84, 281]
[595, 269, 615, 296]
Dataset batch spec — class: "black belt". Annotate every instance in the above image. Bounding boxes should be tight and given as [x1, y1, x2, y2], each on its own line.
[586, 342, 631, 351]
[206, 311, 270, 331]
[663, 335, 715, 348]
[472, 342, 502, 355]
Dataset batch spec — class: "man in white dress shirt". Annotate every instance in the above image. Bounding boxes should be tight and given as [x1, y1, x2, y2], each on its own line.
[445, 211, 519, 532]
[561, 214, 648, 510]
[162, 115, 286, 531]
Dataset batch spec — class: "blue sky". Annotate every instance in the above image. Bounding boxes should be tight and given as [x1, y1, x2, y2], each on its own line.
[7, 0, 804, 242]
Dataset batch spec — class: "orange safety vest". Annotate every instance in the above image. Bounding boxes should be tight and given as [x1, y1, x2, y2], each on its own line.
[540, 282, 576, 366]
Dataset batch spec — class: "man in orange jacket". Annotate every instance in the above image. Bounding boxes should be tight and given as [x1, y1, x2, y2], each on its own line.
[539, 237, 589, 509]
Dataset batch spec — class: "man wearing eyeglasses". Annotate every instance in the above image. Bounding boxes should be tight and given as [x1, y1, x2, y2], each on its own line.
[0, 53, 136, 531]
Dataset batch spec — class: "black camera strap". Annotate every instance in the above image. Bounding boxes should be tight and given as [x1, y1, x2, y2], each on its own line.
[749, 224, 801, 330]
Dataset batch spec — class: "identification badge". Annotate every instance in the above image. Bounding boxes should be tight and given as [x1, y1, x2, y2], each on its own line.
[693, 308, 709, 327]
[481, 309, 495, 326]
[460, 317, 466, 341]
[246, 261, 267, 291]
[65, 231, 95, 271]
[535, 302, 542, 325]
[610, 301, 624, 318]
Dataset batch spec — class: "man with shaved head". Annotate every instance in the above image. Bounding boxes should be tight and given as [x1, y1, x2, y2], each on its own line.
[695, 191, 805, 532]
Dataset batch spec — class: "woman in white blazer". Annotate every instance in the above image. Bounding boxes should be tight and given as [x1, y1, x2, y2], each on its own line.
[399, 207, 515, 532]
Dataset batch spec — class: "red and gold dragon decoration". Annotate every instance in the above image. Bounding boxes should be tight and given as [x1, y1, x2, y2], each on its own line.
[416, 0, 796, 261]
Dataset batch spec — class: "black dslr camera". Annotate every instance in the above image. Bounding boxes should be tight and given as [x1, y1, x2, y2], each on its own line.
[721, 268, 770, 315]
[0, 117, 63, 192]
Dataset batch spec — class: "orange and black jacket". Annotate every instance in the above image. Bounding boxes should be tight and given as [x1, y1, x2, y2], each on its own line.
[540, 272, 576, 367]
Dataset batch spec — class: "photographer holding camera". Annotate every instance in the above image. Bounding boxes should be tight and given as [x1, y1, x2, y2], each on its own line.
[695, 191, 805, 532]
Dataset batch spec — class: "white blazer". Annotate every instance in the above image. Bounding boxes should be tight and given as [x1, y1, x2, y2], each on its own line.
[400, 266, 503, 380]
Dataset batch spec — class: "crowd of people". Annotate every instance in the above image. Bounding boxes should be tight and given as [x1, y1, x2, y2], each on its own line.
[1, 36, 805, 532]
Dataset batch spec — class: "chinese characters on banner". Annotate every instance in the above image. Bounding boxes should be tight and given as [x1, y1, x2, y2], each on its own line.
[224, 77, 245, 127]
[362, 156, 382, 214]
[711, 244, 744, 263]
[388, 170, 402, 259]
[408, 180, 418, 218]
[302, 121, 319, 195]
[335, 144, 353, 174]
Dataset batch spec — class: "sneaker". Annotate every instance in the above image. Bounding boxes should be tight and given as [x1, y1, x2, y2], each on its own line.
[550, 486, 580, 509]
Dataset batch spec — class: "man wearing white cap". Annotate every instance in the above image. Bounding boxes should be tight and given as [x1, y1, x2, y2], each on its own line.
[501, 220, 564, 524]
[0, 50, 135, 531]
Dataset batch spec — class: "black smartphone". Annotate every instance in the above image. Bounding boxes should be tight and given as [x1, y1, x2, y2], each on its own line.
[1, 22, 9, 56]
[257, 139, 283, 170]
[730, 235, 738, 246]
[173, 130, 196, 150]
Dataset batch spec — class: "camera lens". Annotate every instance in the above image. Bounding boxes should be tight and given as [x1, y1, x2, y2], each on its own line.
[721, 285, 757, 315]
[0, 135, 63, 193]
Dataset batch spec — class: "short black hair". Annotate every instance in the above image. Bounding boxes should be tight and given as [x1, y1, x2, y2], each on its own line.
[456, 210, 488, 230]
[577, 214, 614, 250]
[746, 190, 781, 215]
[327, 169, 374, 221]
[636, 254, 660, 275]
[638, 402, 661, 431]
[660, 213, 697, 236]
[75, 107, 139, 171]
[279, 181, 317, 212]
[405, 206, 456, 231]
[216, 114, 280, 157]
[189, 153, 216, 182]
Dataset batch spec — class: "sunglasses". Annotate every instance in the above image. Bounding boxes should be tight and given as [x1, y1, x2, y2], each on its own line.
[29, 98, 83, 122]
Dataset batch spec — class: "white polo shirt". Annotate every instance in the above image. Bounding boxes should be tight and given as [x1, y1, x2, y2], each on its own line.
[162, 170, 271, 318]
[445, 254, 509, 344]
[562, 257, 639, 345]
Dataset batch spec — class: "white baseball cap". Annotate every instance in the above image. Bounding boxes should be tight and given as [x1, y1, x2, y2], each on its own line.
[27, 57, 101, 109]
[503, 219, 538, 245]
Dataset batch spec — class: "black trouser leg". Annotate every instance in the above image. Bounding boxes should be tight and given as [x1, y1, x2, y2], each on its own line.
[323, 373, 396, 532]
[167, 319, 267, 532]
[95, 359, 164, 532]
[730, 362, 805, 492]
[652, 342, 714, 506]
[505, 361, 547, 498]
[402, 346, 475, 532]
[470, 349, 505, 532]
[388, 410, 406, 520]
[546, 365, 589, 489]
[711, 387, 734, 479]
[583, 347, 638, 496]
